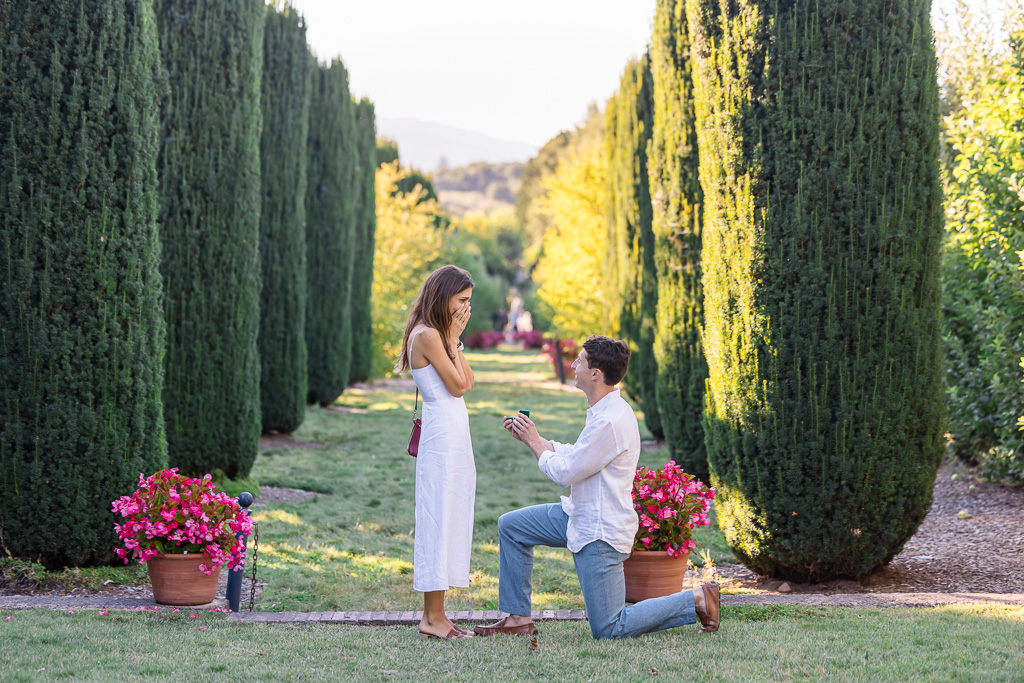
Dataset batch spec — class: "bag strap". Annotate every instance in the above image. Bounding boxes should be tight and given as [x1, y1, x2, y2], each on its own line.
[413, 389, 420, 419]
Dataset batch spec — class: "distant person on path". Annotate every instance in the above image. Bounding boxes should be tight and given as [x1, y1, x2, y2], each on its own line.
[508, 293, 524, 332]
[474, 335, 720, 640]
[492, 307, 508, 333]
[396, 265, 478, 640]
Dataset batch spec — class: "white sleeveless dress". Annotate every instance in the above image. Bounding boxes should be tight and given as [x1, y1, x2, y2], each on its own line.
[409, 328, 476, 592]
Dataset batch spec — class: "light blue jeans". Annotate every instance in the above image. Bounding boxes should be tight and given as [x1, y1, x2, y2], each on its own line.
[497, 503, 697, 639]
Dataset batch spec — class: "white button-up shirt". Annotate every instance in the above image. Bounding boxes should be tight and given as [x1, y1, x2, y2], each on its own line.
[537, 388, 641, 554]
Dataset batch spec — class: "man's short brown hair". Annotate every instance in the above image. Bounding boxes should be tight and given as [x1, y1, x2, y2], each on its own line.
[582, 335, 630, 386]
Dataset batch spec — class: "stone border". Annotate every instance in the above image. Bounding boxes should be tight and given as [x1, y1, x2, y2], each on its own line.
[3, 593, 1022, 621]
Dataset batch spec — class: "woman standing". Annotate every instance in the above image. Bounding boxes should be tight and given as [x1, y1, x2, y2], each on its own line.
[396, 265, 477, 639]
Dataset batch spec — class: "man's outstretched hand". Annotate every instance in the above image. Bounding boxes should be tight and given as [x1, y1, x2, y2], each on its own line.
[504, 414, 553, 459]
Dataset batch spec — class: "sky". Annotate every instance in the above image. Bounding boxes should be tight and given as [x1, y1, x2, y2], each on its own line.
[290, 0, 1003, 149]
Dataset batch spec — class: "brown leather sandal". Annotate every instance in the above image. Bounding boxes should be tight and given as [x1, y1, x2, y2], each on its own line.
[419, 626, 474, 639]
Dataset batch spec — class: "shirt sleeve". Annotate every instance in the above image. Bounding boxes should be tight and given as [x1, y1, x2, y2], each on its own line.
[537, 418, 621, 488]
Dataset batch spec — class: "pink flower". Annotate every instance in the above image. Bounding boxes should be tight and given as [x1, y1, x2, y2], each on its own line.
[631, 463, 713, 555]
[198, 627, 207, 631]
[98, 610, 108, 616]
[4, 616, 13, 621]
[66, 610, 74, 615]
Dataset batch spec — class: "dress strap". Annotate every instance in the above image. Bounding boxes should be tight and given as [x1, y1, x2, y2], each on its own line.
[408, 326, 427, 366]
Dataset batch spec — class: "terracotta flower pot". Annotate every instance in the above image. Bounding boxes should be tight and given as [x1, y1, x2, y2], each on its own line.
[147, 553, 222, 606]
[622, 549, 691, 603]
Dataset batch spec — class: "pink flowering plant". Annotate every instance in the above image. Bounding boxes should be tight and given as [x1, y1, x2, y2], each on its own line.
[632, 461, 715, 558]
[111, 468, 254, 575]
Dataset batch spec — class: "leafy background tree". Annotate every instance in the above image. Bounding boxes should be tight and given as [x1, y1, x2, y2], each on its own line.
[371, 162, 445, 377]
[939, 4, 1024, 484]
[691, 0, 945, 581]
[531, 140, 614, 341]
[376, 137, 399, 166]
[0, 0, 166, 566]
[259, 2, 313, 433]
[305, 59, 358, 405]
[648, 0, 706, 476]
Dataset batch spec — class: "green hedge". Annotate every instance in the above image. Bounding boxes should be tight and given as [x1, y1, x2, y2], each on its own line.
[306, 60, 358, 405]
[259, 4, 313, 432]
[349, 98, 378, 384]
[942, 21, 1024, 484]
[606, 55, 662, 439]
[691, 0, 945, 580]
[155, 0, 264, 477]
[648, 0, 706, 477]
[0, 0, 167, 567]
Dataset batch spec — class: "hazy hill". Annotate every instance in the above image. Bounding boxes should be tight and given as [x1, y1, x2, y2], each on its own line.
[432, 161, 523, 217]
[377, 116, 537, 171]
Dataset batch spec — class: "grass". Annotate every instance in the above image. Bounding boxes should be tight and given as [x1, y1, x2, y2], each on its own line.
[248, 345, 733, 612]
[6, 345, 1022, 680]
[2, 604, 1022, 681]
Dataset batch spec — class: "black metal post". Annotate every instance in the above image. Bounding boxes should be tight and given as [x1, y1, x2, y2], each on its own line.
[227, 491, 254, 613]
[554, 337, 565, 384]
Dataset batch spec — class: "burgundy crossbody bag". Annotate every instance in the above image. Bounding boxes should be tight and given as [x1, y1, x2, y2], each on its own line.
[407, 389, 421, 457]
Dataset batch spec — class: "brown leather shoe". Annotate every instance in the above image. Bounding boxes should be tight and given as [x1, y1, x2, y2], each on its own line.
[473, 616, 539, 636]
[695, 581, 720, 633]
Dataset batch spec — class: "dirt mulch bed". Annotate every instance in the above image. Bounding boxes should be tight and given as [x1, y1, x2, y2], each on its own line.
[714, 464, 1024, 596]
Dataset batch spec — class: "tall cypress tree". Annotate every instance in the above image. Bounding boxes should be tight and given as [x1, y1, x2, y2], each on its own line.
[690, 0, 945, 580]
[606, 55, 662, 439]
[155, 0, 264, 478]
[306, 60, 358, 405]
[349, 98, 378, 384]
[259, 3, 312, 433]
[648, 0, 706, 477]
[0, 0, 166, 567]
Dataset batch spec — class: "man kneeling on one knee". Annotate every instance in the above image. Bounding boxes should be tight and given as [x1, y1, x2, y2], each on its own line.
[475, 335, 720, 640]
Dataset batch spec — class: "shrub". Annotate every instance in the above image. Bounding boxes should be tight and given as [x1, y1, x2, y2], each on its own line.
[259, 4, 312, 432]
[155, 0, 265, 478]
[0, 0, 167, 567]
[465, 330, 504, 350]
[692, 0, 945, 580]
[514, 330, 546, 349]
[349, 99, 378, 384]
[607, 54, 662, 440]
[306, 59, 359, 405]
[649, 0, 707, 475]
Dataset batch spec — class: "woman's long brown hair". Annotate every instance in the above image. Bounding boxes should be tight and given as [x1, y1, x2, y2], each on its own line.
[395, 265, 475, 374]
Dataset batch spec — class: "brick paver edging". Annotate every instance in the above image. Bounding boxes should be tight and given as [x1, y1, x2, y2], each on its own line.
[2, 593, 1022, 622]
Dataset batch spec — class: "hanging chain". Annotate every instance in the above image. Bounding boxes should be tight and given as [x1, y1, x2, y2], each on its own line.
[248, 522, 259, 612]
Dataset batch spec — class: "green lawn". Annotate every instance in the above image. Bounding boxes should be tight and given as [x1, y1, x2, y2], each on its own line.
[2, 604, 1022, 681]
[249, 345, 731, 612]
[5, 345, 1023, 680]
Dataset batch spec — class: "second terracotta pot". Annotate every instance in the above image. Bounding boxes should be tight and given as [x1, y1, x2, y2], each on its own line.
[622, 549, 691, 603]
